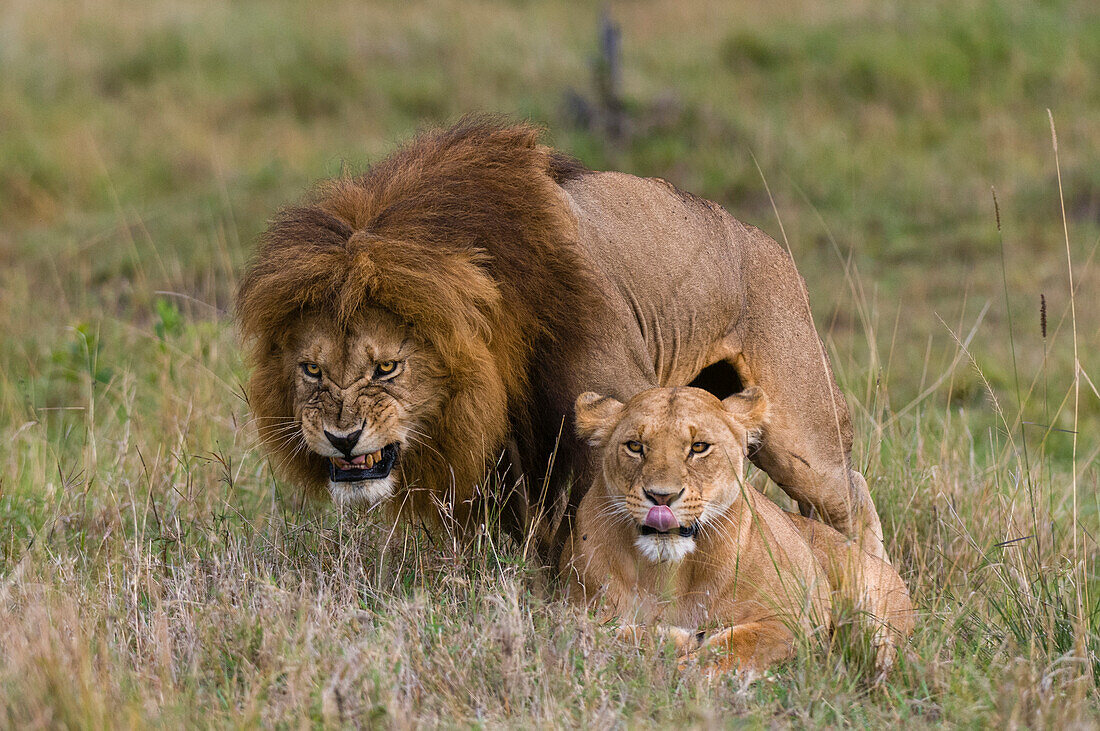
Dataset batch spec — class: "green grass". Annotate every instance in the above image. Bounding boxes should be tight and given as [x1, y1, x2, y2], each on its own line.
[2, 0, 1099, 726]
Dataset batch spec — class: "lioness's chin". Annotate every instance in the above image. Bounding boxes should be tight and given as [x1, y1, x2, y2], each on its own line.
[327, 474, 397, 507]
[634, 534, 696, 564]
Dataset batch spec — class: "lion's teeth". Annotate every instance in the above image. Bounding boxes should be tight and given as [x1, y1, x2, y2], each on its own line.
[365, 454, 375, 468]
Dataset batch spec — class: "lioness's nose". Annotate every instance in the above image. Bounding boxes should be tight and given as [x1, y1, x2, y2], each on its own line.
[324, 427, 362, 457]
[643, 488, 684, 506]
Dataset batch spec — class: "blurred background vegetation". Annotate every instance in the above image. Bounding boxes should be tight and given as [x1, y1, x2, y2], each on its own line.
[4, 0, 1097, 441]
[1, 0, 1099, 725]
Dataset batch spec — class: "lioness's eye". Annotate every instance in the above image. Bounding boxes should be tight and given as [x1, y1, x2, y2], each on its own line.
[690, 441, 710, 454]
[374, 360, 400, 379]
[301, 362, 322, 378]
[625, 440, 644, 455]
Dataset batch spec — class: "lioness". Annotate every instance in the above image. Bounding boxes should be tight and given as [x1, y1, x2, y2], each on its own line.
[237, 118, 886, 560]
[561, 386, 913, 675]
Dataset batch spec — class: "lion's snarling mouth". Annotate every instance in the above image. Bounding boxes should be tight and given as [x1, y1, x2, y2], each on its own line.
[327, 443, 399, 483]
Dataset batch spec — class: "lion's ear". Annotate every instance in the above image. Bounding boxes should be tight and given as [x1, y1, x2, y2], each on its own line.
[721, 386, 769, 444]
[574, 392, 625, 446]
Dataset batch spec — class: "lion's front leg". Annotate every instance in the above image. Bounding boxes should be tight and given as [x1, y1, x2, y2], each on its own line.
[730, 227, 888, 562]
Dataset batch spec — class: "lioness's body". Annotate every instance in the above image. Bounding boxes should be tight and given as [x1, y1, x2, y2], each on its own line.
[561, 387, 912, 674]
[238, 119, 884, 560]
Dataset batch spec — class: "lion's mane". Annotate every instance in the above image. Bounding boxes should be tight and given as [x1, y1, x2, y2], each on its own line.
[236, 118, 597, 514]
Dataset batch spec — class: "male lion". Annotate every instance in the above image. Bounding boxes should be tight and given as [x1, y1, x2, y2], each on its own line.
[236, 118, 885, 559]
[561, 386, 913, 675]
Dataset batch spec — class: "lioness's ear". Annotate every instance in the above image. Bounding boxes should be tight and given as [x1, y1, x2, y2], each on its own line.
[721, 386, 769, 444]
[574, 392, 625, 446]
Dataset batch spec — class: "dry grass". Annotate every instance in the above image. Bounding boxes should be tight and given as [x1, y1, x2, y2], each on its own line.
[2, 0, 1099, 726]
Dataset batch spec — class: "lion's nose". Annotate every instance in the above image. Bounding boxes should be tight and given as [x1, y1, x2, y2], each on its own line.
[643, 487, 684, 506]
[324, 427, 362, 457]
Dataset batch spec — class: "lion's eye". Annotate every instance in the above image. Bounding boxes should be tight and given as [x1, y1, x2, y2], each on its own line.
[374, 360, 400, 379]
[690, 441, 710, 455]
[625, 440, 644, 455]
[301, 362, 322, 378]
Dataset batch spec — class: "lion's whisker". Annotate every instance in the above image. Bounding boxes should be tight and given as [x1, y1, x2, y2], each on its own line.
[270, 435, 310, 476]
[404, 430, 447, 463]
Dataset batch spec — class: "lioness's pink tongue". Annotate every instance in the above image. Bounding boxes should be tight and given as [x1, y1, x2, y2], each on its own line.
[644, 505, 678, 532]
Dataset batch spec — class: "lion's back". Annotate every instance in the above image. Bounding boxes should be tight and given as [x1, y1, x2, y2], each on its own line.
[551, 172, 751, 391]
[560, 171, 741, 285]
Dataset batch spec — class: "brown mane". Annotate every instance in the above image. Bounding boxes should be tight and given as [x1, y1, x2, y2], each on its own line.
[236, 117, 599, 515]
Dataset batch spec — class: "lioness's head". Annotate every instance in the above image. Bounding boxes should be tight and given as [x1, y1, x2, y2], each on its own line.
[276, 307, 448, 505]
[575, 386, 769, 563]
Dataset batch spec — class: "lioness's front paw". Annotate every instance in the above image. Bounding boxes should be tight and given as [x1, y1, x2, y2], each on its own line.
[613, 624, 698, 653]
[677, 650, 765, 683]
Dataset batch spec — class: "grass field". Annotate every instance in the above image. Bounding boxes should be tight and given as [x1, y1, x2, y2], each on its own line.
[2, 0, 1099, 726]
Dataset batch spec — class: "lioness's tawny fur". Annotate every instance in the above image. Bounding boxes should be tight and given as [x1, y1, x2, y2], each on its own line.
[237, 117, 886, 559]
[561, 387, 913, 675]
